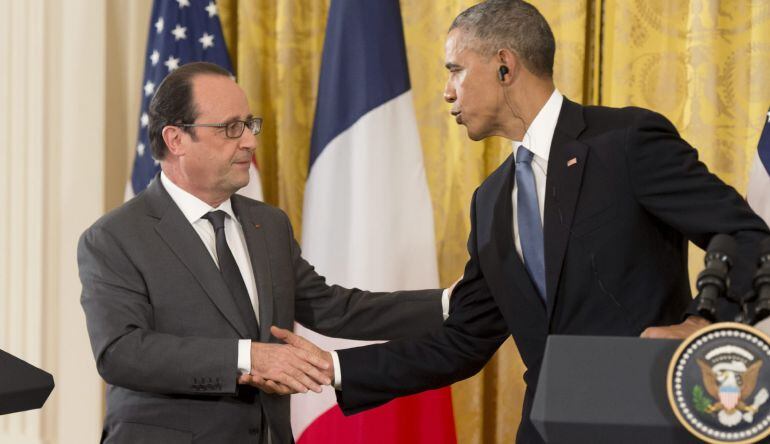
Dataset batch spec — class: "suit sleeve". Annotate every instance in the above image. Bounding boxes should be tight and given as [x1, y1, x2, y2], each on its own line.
[335, 191, 509, 414]
[625, 110, 770, 315]
[79, 225, 238, 396]
[288, 218, 444, 341]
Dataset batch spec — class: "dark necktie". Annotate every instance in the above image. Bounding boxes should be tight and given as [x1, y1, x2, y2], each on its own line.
[516, 146, 546, 301]
[202, 210, 260, 338]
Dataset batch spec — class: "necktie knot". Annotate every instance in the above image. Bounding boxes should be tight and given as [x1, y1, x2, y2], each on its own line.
[202, 210, 228, 231]
[516, 145, 534, 165]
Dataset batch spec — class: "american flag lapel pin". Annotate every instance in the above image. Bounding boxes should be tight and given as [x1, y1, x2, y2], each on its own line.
[567, 157, 578, 167]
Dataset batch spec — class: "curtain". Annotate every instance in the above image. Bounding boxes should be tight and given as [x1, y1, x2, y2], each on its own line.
[601, 0, 770, 280]
[217, 1, 770, 441]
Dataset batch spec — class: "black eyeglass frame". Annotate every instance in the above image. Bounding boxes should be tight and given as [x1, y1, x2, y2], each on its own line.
[176, 117, 263, 139]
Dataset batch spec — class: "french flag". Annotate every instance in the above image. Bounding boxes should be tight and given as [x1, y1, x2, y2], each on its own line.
[291, 1, 457, 442]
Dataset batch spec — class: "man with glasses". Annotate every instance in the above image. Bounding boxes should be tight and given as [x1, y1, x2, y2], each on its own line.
[78, 62, 448, 443]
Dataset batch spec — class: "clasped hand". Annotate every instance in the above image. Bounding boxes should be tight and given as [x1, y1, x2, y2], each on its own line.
[238, 326, 335, 395]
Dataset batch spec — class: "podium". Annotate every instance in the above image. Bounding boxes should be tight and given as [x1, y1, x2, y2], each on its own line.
[530, 336, 699, 443]
[0, 348, 54, 415]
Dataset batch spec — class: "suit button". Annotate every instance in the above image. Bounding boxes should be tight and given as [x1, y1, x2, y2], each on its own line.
[248, 428, 259, 435]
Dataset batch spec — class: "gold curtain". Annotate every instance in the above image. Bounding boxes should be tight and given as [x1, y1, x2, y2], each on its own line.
[218, 1, 770, 442]
[601, 0, 770, 292]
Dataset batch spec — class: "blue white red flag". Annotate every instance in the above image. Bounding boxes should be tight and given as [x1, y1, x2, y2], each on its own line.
[292, 1, 456, 442]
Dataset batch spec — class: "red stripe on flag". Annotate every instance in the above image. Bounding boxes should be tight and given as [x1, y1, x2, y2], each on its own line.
[297, 388, 456, 444]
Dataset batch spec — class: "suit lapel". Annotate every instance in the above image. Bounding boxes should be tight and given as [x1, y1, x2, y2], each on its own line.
[146, 179, 251, 338]
[543, 98, 588, 321]
[233, 196, 274, 342]
[482, 155, 545, 312]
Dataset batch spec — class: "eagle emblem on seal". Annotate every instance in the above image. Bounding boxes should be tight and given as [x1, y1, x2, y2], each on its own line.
[696, 346, 769, 427]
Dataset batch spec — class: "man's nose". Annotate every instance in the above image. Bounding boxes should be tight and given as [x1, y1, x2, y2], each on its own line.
[443, 82, 456, 103]
[241, 127, 257, 151]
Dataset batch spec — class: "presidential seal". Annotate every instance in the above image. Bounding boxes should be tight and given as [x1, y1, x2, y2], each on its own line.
[668, 323, 770, 443]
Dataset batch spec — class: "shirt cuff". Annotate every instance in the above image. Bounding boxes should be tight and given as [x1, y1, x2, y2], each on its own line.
[442, 288, 450, 321]
[331, 350, 342, 390]
[238, 339, 251, 375]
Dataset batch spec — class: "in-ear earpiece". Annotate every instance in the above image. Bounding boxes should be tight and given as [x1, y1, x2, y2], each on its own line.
[498, 65, 509, 81]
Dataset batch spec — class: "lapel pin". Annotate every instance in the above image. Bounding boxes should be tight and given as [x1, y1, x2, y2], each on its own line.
[567, 157, 578, 167]
[254, 224, 261, 229]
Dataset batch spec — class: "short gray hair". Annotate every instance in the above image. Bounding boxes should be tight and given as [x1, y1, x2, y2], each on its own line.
[449, 0, 555, 78]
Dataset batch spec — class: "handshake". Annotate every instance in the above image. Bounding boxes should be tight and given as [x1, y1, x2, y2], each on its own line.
[238, 326, 335, 395]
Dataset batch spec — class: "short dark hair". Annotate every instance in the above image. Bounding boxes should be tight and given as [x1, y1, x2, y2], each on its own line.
[147, 62, 232, 160]
[449, 0, 555, 78]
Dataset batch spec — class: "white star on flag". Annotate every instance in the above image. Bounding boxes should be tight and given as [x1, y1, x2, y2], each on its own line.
[164, 55, 181, 72]
[141, 113, 149, 127]
[144, 80, 155, 96]
[150, 50, 160, 66]
[154, 17, 164, 34]
[137, 143, 145, 156]
[171, 24, 187, 41]
[176, 0, 190, 8]
[199, 33, 215, 49]
[767, 111, 770, 123]
[205, 2, 218, 18]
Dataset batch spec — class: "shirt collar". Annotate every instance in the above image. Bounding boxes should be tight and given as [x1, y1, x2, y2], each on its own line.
[160, 171, 236, 224]
[512, 89, 564, 162]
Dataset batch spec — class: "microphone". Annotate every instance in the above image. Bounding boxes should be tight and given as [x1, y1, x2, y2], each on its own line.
[696, 234, 736, 322]
[752, 238, 770, 323]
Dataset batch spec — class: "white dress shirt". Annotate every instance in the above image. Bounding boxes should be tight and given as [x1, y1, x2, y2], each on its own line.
[512, 90, 563, 263]
[160, 172, 258, 375]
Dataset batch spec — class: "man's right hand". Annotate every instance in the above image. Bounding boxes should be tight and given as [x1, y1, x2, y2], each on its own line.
[244, 341, 331, 395]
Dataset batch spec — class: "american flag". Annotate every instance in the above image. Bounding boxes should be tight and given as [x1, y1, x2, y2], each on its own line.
[126, 0, 262, 201]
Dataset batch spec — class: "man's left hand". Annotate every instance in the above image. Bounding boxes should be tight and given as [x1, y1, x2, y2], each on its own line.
[640, 315, 710, 339]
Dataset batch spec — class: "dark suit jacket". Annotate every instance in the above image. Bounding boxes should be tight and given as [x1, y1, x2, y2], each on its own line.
[78, 177, 443, 444]
[335, 98, 770, 443]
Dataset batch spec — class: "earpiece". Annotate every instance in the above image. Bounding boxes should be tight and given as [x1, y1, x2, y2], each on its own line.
[498, 65, 509, 81]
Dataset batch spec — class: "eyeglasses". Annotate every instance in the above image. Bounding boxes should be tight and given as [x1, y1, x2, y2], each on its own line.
[176, 117, 263, 139]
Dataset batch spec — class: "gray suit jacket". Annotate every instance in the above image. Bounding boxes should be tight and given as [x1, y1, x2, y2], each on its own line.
[79, 177, 443, 443]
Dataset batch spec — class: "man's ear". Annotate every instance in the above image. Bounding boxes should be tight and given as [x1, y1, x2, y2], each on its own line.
[162, 125, 187, 156]
[497, 48, 520, 83]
